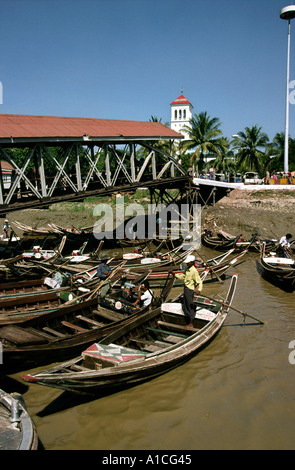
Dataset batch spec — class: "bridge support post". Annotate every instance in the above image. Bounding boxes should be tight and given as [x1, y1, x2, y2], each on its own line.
[75, 145, 82, 192]
[38, 146, 47, 198]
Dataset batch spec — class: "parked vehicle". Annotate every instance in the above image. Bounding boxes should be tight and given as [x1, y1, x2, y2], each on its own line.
[243, 172, 262, 185]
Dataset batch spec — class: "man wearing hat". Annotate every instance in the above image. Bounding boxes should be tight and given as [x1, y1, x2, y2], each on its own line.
[2, 219, 10, 239]
[174, 254, 203, 329]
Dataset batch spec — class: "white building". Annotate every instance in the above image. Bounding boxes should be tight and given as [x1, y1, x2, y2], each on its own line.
[170, 93, 193, 140]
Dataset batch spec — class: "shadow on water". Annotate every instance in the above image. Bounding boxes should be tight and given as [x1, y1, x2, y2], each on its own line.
[36, 383, 144, 417]
[0, 374, 29, 395]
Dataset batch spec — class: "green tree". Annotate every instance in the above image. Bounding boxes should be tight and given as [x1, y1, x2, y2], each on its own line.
[212, 137, 236, 175]
[231, 125, 269, 174]
[180, 112, 223, 171]
[264, 132, 284, 173]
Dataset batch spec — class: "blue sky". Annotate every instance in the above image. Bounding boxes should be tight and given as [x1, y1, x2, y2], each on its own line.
[0, 0, 294, 142]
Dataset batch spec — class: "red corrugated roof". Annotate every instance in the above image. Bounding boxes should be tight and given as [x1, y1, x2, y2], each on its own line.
[0, 160, 13, 171]
[170, 94, 192, 106]
[0, 114, 183, 141]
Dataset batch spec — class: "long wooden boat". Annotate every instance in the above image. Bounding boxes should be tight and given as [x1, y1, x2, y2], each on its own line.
[201, 230, 276, 252]
[256, 244, 295, 292]
[12, 221, 58, 236]
[15, 243, 196, 281]
[123, 248, 248, 287]
[0, 276, 175, 373]
[22, 274, 238, 395]
[0, 388, 39, 450]
[0, 265, 140, 325]
[0, 298, 141, 373]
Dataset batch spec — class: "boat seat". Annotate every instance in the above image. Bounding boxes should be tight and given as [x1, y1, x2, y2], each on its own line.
[82, 342, 147, 364]
[146, 326, 187, 338]
[164, 335, 184, 344]
[25, 327, 57, 341]
[157, 321, 199, 332]
[0, 325, 48, 345]
[130, 337, 168, 352]
[142, 344, 163, 352]
[161, 302, 217, 321]
[76, 315, 105, 327]
[61, 321, 89, 333]
[92, 308, 126, 321]
[42, 327, 67, 338]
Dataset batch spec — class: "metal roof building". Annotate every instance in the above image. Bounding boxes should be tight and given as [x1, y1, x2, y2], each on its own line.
[0, 114, 187, 211]
[0, 114, 183, 144]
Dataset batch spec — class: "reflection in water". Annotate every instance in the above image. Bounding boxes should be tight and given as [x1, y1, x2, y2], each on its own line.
[3, 249, 295, 450]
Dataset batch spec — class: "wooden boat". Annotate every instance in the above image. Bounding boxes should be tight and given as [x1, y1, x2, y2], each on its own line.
[0, 298, 141, 373]
[20, 235, 67, 263]
[201, 230, 254, 251]
[0, 230, 24, 260]
[22, 274, 238, 395]
[0, 277, 66, 299]
[256, 243, 295, 292]
[202, 229, 278, 253]
[0, 276, 175, 373]
[12, 221, 58, 237]
[116, 244, 198, 272]
[123, 248, 248, 287]
[0, 388, 39, 450]
[0, 263, 138, 325]
[0, 233, 21, 245]
[0, 289, 76, 325]
[18, 243, 196, 281]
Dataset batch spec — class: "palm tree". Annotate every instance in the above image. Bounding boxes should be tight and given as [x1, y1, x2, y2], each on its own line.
[212, 137, 235, 176]
[264, 132, 285, 173]
[231, 125, 269, 174]
[180, 112, 223, 170]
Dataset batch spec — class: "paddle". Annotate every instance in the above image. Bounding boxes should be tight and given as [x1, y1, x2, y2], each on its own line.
[85, 260, 127, 301]
[195, 250, 223, 283]
[203, 294, 264, 325]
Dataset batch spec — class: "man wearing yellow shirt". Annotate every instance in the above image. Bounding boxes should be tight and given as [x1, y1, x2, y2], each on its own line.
[174, 255, 203, 329]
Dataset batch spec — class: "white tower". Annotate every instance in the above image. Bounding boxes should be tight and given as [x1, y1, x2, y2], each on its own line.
[170, 92, 193, 140]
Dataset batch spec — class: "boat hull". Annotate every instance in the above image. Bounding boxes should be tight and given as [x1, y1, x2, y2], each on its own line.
[22, 274, 238, 395]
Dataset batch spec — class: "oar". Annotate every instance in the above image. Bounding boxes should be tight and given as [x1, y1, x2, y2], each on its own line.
[203, 294, 264, 325]
[196, 251, 223, 283]
[85, 260, 127, 301]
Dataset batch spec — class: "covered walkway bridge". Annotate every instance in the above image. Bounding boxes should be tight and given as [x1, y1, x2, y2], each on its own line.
[0, 114, 191, 215]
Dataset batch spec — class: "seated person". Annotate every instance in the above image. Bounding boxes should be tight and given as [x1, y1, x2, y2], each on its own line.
[134, 280, 153, 308]
[278, 233, 292, 257]
[97, 258, 112, 280]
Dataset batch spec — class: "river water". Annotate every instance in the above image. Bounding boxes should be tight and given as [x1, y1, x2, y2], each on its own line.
[3, 246, 295, 450]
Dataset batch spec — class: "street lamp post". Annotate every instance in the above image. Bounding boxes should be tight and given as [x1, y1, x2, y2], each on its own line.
[280, 5, 295, 174]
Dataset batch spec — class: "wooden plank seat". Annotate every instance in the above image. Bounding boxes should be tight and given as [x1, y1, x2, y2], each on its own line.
[130, 337, 168, 352]
[61, 321, 89, 333]
[0, 325, 49, 345]
[42, 327, 67, 338]
[164, 335, 184, 344]
[146, 326, 187, 338]
[25, 327, 57, 341]
[76, 315, 105, 328]
[92, 308, 126, 322]
[157, 321, 199, 333]
[161, 302, 217, 321]
[82, 342, 148, 364]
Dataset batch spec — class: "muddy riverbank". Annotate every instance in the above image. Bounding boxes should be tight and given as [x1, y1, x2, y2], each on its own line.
[1, 188, 294, 242]
[202, 188, 294, 241]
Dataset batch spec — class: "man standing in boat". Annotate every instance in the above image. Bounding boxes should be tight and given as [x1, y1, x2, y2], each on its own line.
[173, 255, 203, 329]
[2, 219, 10, 239]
